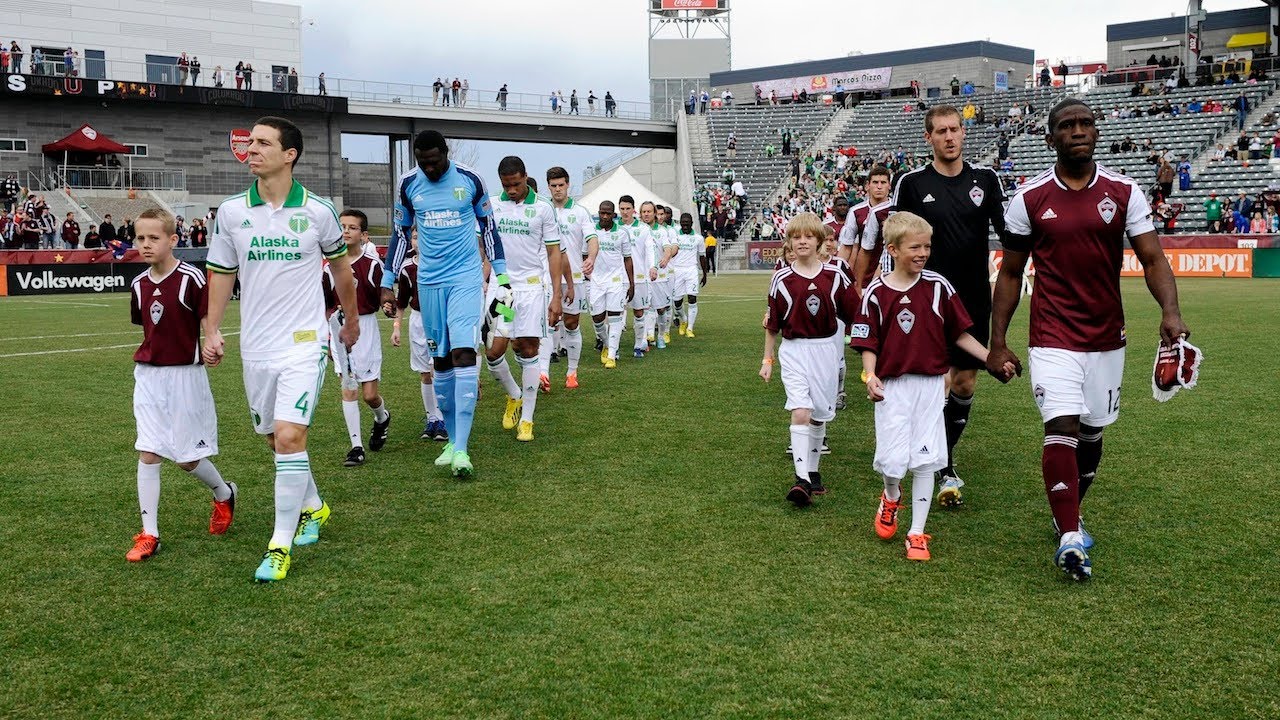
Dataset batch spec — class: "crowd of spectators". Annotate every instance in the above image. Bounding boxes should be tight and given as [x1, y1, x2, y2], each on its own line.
[1196, 188, 1280, 234]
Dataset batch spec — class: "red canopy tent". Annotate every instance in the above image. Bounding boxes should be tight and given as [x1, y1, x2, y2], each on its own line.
[41, 124, 130, 155]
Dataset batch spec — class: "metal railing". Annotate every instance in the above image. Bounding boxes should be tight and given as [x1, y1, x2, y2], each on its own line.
[53, 164, 186, 191]
[3, 56, 670, 121]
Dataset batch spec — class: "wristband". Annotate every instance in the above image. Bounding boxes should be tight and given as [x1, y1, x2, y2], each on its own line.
[762, 357, 774, 365]
[495, 273, 511, 287]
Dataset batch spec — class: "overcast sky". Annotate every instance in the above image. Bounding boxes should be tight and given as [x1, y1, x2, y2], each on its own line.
[294, 0, 1261, 191]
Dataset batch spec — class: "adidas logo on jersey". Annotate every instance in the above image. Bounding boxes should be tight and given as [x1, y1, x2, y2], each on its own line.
[1040, 208, 1058, 220]
[922, 194, 936, 202]
[196, 439, 209, 449]
[1050, 481, 1069, 492]
[153, 288, 162, 296]
[807, 283, 817, 290]
[900, 296, 910, 304]
[240, 218, 252, 228]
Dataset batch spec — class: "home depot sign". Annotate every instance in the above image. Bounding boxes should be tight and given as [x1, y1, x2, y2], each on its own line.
[988, 248, 1252, 279]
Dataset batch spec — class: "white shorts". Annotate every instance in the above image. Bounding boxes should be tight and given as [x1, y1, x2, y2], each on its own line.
[873, 374, 947, 479]
[630, 280, 651, 311]
[134, 364, 218, 463]
[652, 277, 673, 308]
[329, 313, 382, 382]
[485, 283, 548, 339]
[407, 309, 432, 373]
[1029, 346, 1125, 427]
[779, 337, 838, 422]
[561, 280, 588, 315]
[589, 283, 626, 314]
[671, 271, 700, 299]
[242, 349, 330, 434]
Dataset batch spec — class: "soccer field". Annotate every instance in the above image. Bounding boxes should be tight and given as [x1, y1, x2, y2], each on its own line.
[1, 275, 1277, 719]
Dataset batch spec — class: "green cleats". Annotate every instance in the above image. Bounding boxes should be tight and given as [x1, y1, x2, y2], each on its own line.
[434, 442, 456, 467]
[451, 451, 473, 479]
[294, 501, 331, 547]
[254, 545, 291, 582]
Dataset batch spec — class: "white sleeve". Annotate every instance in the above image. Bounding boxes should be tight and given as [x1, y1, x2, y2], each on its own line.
[860, 213, 878, 251]
[540, 206, 561, 246]
[206, 206, 239, 273]
[620, 231, 632, 257]
[1126, 183, 1156, 237]
[838, 221, 856, 247]
[314, 203, 346, 259]
[1003, 191, 1032, 237]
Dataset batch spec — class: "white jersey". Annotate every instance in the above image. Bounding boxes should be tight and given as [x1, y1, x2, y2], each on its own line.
[590, 223, 631, 287]
[626, 219, 655, 282]
[492, 190, 560, 286]
[658, 224, 679, 278]
[670, 229, 705, 274]
[207, 179, 345, 361]
[552, 197, 596, 281]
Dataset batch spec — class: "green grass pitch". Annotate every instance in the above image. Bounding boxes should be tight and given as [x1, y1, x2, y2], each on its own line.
[1, 275, 1277, 718]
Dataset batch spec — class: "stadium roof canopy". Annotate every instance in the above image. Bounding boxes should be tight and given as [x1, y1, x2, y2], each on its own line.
[709, 41, 1034, 87]
[1106, 6, 1269, 42]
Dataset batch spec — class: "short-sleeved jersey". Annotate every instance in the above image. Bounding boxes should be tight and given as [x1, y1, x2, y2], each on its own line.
[207, 179, 346, 360]
[350, 242, 383, 316]
[552, 198, 596, 280]
[655, 223, 678, 278]
[385, 162, 501, 289]
[321, 264, 338, 317]
[493, 190, 560, 285]
[1003, 164, 1155, 352]
[765, 263, 855, 340]
[891, 162, 1006, 299]
[850, 270, 973, 379]
[131, 261, 207, 366]
[626, 219, 655, 281]
[590, 223, 632, 287]
[825, 219, 846, 245]
[856, 201, 894, 286]
[395, 258, 420, 312]
[671, 229, 705, 273]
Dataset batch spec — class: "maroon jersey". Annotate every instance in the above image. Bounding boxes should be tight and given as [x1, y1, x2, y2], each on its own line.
[351, 244, 383, 316]
[855, 201, 892, 288]
[1003, 165, 1155, 352]
[825, 219, 845, 244]
[395, 258, 420, 312]
[850, 270, 972, 379]
[321, 264, 338, 317]
[765, 263, 856, 340]
[130, 261, 207, 366]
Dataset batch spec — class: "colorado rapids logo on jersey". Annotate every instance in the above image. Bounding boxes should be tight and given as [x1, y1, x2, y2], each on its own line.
[969, 186, 984, 206]
[896, 308, 915, 334]
[806, 295, 821, 316]
[1097, 196, 1117, 224]
[149, 300, 164, 324]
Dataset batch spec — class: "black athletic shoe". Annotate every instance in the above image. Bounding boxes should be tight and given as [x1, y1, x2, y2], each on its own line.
[344, 446, 366, 467]
[786, 476, 813, 507]
[369, 412, 391, 451]
[594, 337, 604, 352]
[558, 347, 568, 357]
[549, 352, 560, 364]
[809, 471, 827, 496]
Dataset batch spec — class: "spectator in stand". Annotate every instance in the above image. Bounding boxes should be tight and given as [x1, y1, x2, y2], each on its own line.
[550, 90, 560, 114]
[604, 91, 616, 117]
[950, 75, 960, 96]
[1156, 157, 1175, 198]
[174, 216, 188, 247]
[433, 78, 443, 105]
[1177, 157, 1192, 191]
[1212, 143, 1227, 161]
[1, 173, 18, 212]
[460, 79, 469, 106]
[497, 83, 509, 110]
[1233, 191, 1254, 223]
[1203, 192, 1224, 233]
[700, 89, 709, 114]
[64, 48, 74, 76]
[213, 65, 225, 88]
[235, 61, 244, 90]
[39, 202, 56, 249]
[318, 72, 326, 96]
[120, 217, 136, 243]
[726, 131, 737, 159]
[1273, 127, 1280, 158]
[1164, 74, 1177, 94]
[440, 78, 450, 106]
[961, 80, 974, 95]
[20, 212, 40, 249]
[10, 42, 23, 73]
[61, 212, 80, 249]
[687, 90, 696, 115]
[1250, 210, 1266, 234]
[589, 90, 598, 114]
[451, 77, 461, 105]
[1235, 131, 1250, 161]
[1234, 92, 1250, 131]
[189, 218, 208, 247]
[1040, 66, 1051, 87]
[0, 46, 9, 75]
[765, 142, 776, 158]
[0, 209, 10, 246]
[190, 57, 201, 85]
[1249, 132, 1263, 160]
[99, 213, 117, 245]
[243, 63, 253, 90]
[32, 48, 43, 75]
[82, 224, 100, 249]
[177, 53, 189, 85]
[781, 127, 793, 156]
[1188, 98, 1203, 113]
[1269, 207, 1280, 233]
[288, 68, 299, 93]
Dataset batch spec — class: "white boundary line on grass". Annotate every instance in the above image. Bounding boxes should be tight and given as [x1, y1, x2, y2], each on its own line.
[0, 331, 240, 358]
[4, 299, 114, 308]
[0, 329, 146, 342]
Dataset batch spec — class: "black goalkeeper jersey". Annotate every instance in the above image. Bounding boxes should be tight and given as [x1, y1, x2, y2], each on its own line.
[890, 162, 1006, 315]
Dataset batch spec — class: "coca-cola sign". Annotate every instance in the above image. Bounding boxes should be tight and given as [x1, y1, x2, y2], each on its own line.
[660, 0, 719, 9]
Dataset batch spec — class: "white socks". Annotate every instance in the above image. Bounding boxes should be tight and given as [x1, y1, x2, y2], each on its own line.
[645, 312, 657, 338]
[633, 314, 647, 350]
[909, 469, 934, 535]
[187, 458, 231, 502]
[538, 335, 552, 375]
[808, 423, 824, 474]
[371, 398, 389, 423]
[789, 424, 810, 479]
[607, 315, 623, 358]
[517, 354, 539, 423]
[342, 400, 362, 448]
[565, 327, 582, 373]
[271, 451, 310, 548]
[487, 356, 521, 400]
[137, 460, 161, 536]
[882, 474, 902, 502]
[303, 471, 322, 513]
[687, 303, 699, 331]
[421, 380, 441, 421]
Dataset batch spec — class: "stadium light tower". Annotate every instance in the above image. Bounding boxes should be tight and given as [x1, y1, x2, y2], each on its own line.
[647, 0, 732, 118]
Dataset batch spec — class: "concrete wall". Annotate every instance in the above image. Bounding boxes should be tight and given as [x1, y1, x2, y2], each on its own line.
[0, 97, 344, 212]
[342, 161, 391, 227]
[7, 0, 302, 84]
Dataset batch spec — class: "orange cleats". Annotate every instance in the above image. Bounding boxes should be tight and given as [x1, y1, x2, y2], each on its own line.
[564, 373, 579, 389]
[539, 373, 551, 393]
[126, 533, 160, 562]
[208, 481, 237, 535]
[874, 494, 903, 539]
[905, 533, 932, 561]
